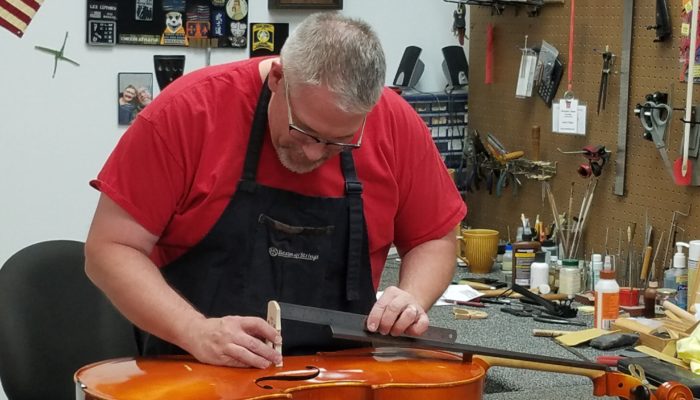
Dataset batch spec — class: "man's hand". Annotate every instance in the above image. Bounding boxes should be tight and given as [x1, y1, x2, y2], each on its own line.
[366, 286, 429, 337]
[184, 316, 283, 368]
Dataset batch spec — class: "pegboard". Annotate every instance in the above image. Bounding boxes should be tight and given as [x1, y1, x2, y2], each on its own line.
[464, 0, 700, 280]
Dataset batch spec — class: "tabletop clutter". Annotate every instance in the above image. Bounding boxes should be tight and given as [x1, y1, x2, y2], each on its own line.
[450, 213, 700, 393]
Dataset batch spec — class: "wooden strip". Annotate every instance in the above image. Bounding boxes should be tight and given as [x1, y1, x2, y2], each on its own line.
[634, 345, 689, 369]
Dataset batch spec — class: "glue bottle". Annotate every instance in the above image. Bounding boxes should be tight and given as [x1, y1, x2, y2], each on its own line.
[664, 242, 689, 310]
[590, 253, 603, 291]
[594, 255, 619, 330]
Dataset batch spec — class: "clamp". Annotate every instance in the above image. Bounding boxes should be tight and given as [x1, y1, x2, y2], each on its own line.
[557, 145, 611, 178]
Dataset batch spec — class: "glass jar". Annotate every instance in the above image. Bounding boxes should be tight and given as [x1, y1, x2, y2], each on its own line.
[558, 259, 581, 296]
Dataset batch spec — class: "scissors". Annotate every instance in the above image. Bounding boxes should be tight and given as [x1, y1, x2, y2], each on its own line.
[453, 307, 488, 320]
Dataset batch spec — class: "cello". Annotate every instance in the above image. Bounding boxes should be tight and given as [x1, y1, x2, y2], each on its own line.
[75, 303, 693, 400]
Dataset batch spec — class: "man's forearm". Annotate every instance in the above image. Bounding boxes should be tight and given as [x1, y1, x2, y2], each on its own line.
[85, 242, 204, 349]
[397, 233, 456, 310]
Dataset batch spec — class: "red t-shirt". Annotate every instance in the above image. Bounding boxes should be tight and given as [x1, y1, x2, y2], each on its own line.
[92, 58, 467, 288]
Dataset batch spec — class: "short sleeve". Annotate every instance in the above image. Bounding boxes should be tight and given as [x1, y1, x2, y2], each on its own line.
[391, 102, 467, 251]
[90, 115, 185, 236]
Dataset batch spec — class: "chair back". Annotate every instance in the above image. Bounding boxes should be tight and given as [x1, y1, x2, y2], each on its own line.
[0, 240, 138, 400]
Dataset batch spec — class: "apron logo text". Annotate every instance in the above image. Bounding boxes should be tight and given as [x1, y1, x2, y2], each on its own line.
[268, 247, 319, 262]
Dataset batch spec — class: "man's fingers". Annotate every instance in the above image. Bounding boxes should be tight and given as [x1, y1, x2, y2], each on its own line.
[404, 312, 430, 336]
[221, 342, 273, 369]
[239, 316, 282, 344]
[367, 287, 397, 332]
[389, 304, 421, 336]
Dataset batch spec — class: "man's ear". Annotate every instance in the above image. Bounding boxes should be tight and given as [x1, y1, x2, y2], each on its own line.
[267, 60, 284, 93]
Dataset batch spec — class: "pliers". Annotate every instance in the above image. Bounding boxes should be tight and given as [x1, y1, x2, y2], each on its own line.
[597, 47, 615, 115]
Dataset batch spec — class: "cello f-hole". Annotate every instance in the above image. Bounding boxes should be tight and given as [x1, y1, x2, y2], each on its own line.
[255, 365, 321, 389]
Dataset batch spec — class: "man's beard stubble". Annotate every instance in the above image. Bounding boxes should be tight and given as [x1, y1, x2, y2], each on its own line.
[275, 145, 327, 174]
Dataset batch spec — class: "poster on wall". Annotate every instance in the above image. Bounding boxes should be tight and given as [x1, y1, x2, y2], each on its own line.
[118, 73, 154, 125]
[249, 23, 288, 57]
[87, 0, 248, 48]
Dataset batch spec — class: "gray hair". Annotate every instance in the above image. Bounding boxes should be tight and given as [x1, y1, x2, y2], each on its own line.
[280, 12, 386, 114]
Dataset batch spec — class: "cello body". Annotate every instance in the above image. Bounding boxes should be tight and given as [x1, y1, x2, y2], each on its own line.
[75, 347, 693, 400]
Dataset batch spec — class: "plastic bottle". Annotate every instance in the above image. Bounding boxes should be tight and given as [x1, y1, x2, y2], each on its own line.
[687, 240, 700, 307]
[530, 252, 549, 290]
[511, 240, 541, 288]
[558, 259, 581, 296]
[595, 255, 620, 330]
[643, 281, 658, 318]
[590, 253, 603, 291]
[664, 242, 689, 310]
[502, 244, 513, 274]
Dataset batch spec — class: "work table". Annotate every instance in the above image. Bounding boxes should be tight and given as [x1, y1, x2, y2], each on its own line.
[379, 257, 618, 400]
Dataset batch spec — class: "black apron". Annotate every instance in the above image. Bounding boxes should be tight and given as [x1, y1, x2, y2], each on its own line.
[139, 79, 376, 356]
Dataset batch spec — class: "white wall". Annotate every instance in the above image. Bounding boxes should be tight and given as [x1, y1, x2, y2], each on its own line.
[0, 1, 467, 398]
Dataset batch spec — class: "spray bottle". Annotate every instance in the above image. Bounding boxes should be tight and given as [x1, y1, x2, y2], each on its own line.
[664, 242, 689, 309]
[595, 255, 619, 330]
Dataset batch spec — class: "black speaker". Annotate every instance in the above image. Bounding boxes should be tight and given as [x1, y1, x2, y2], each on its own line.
[392, 46, 424, 89]
[441, 46, 469, 88]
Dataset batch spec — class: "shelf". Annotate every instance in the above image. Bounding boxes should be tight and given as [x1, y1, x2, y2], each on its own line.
[402, 90, 468, 169]
[443, 0, 562, 17]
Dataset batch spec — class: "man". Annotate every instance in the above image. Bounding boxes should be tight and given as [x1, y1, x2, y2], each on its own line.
[85, 12, 466, 369]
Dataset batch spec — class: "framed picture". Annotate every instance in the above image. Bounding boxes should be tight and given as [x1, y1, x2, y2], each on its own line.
[268, 0, 342, 9]
[117, 72, 154, 126]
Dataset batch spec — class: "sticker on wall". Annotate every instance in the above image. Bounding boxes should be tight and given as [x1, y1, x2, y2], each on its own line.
[135, 0, 154, 21]
[250, 23, 289, 57]
[229, 21, 247, 48]
[162, 0, 186, 12]
[211, 7, 226, 38]
[161, 11, 188, 45]
[226, 0, 248, 21]
[0, 0, 45, 38]
[87, 1, 117, 45]
[118, 72, 154, 126]
[186, 4, 211, 44]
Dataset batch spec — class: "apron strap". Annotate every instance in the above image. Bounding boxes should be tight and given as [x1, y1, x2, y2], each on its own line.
[340, 151, 364, 301]
[239, 78, 272, 192]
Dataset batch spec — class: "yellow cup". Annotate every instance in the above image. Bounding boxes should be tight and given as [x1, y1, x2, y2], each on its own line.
[462, 229, 499, 274]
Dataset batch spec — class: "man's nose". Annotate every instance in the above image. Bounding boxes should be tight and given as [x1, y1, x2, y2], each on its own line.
[301, 142, 327, 162]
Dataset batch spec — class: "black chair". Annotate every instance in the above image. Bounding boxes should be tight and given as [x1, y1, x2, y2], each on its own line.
[0, 240, 138, 400]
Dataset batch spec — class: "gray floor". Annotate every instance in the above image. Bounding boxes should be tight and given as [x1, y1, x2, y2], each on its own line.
[379, 257, 618, 400]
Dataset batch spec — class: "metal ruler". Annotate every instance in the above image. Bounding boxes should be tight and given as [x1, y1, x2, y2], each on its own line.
[614, 0, 635, 196]
[279, 302, 458, 343]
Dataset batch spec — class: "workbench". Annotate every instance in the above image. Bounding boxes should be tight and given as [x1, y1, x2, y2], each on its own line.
[378, 257, 619, 400]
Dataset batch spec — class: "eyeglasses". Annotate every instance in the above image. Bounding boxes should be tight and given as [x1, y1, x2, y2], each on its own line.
[284, 79, 365, 151]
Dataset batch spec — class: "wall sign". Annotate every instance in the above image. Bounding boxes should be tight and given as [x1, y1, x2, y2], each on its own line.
[86, 0, 247, 48]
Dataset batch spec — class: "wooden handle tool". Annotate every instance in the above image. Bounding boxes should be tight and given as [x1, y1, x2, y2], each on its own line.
[532, 329, 568, 337]
[663, 300, 697, 324]
[639, 245, 652, 283]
